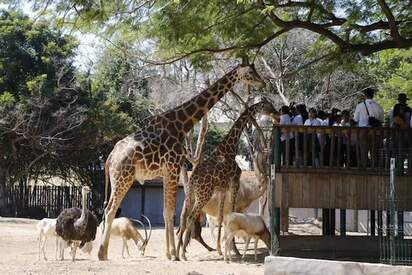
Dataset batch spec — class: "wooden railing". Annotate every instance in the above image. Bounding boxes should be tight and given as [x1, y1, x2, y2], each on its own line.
[272, 125, 412, 175]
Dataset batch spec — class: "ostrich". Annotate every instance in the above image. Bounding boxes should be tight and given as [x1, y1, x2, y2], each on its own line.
[56, 186, 98, 261]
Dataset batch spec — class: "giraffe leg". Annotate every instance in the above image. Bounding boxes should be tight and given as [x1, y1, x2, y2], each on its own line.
[216, 192, 226, 256]
[193, 218, 215, 252]
[176, 194, 193, 260]
[229, 178, 241, 256]
[98, 177, 132, 260]
[181, 199, 206, 261]
[163, 173, 179, 260]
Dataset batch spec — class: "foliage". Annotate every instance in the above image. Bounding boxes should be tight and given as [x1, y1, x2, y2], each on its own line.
[0, 10, 78, 99]
[194, 124, 248, 160]
[92, 44, 155, 131]
[5, 0, 412, 66]
[365, 49, 412, 111]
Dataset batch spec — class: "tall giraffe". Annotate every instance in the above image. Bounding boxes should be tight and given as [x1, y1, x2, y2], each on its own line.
[98, 64, 266, 261]
[176, 100, 275, 260]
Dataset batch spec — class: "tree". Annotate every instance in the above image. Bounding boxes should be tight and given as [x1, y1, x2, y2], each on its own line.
[364, 48, 412, 111]
[0, 10, 83, 215]
[9, 0, 412, 64]
[0, 10, 78, 99]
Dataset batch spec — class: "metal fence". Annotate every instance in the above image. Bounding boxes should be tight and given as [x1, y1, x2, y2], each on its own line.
[379, 158, 412, 265]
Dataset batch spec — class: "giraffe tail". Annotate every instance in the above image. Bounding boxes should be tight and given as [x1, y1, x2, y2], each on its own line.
[101, 157, 111, 233]
[103, 157, 110, 208]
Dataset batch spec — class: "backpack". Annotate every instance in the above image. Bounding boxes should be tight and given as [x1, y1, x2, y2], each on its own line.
[364, 101, 382, 127]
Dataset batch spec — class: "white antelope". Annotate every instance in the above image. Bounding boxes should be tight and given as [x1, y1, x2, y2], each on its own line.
[224, 212, 271, 262]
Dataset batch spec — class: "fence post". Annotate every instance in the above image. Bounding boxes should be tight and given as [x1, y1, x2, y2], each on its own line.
[389, 158, 396, 264]
[269, 126, 281, 256]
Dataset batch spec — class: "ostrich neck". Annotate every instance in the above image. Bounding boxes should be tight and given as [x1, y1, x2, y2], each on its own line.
[74, 191, 88, 228]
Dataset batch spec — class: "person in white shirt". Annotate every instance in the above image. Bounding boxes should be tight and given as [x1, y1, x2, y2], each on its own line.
[304, 108, 321, 167]
[354, 87, 384, 167]
[292, 113, 303, 125]
[339, 110, 352, 127]
[353, 87, 384, 127]
[279, 105, 293, 165]
[304, 108, 321, 126]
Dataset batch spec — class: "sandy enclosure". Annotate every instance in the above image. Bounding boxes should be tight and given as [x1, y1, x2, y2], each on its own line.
[0, 218, 267, 275]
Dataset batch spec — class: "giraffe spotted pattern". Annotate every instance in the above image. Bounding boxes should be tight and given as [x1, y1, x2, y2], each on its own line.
[98, 64, 266, 261]
[176, 101, 275, 260]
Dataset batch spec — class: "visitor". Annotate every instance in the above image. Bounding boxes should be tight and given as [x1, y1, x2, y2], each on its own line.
[392, 103, 409, 129]
[389, 93, 411, 127]
[353, 88, 384, 168]
[353, 87, 384, 127]
[292, 104, 304, 125]
[296, 104, 309, 123]
[339, 110, 352, 127]
[304, 108, 322, 126]
[329, 108, 341, 126]
[279, 105, 293, 165]
[304, 108, 321, 167]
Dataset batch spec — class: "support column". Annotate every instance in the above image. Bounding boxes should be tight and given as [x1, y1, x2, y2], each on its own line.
[340, 209, 346, 236]
[370, 210, 376, 236]
[378, 210, 383, 237]
[322, 209, 329, 235]
[322, 209, 335, 235]
[330, 209, 336, 235]
[269, 126, 281, 255]
[398, 211, 404, 239]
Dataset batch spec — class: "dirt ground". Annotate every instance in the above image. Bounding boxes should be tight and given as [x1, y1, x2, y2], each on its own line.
[0, 217, 267, 275]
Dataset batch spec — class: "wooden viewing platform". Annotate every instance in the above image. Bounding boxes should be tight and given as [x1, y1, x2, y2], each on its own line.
[271, 125, 412, 210]
[268, 125, 412, 260]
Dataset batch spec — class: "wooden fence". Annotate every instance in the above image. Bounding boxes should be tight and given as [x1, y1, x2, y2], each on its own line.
[274, 125, 412, 174]
[6, 185, 86, 219]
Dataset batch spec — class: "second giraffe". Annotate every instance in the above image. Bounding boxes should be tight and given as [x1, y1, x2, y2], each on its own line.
[176, 100, 276, 260]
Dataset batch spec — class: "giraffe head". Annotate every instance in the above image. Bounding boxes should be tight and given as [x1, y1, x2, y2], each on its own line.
[256, 99, 277, 117]
[236, 64, 266, 88]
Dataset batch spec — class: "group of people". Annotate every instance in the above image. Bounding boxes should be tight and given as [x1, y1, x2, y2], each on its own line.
[278, 88, 411, 130]
[274, 88, 411, 167]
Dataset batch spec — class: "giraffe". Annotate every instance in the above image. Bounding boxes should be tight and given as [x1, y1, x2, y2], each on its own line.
[176, 100, 275, 261]
[98, 64, 266, 261]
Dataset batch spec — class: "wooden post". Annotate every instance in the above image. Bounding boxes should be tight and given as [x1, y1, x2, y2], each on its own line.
[340, 209, 346, 236]
[378, 210, 383, 237]
[330, 209, 336, 235]
[370, 210, 376, 236]
[398, 211, 404, 239]
[269, 126, 281, 255]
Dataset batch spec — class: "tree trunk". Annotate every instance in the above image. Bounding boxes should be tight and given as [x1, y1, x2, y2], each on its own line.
[0, 164, 10, 216]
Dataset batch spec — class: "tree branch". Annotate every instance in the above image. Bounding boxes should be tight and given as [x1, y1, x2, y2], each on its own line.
[377, 0, 403, 45]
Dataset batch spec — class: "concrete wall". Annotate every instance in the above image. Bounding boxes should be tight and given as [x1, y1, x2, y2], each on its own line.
[265, 256, 412, 275]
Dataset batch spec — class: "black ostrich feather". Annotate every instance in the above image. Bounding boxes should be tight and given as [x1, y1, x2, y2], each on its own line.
[56, 207, 98, 245]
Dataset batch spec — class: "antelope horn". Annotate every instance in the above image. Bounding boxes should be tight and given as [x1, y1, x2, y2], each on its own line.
[129, 218, 147, 245]
[142, 214, 152, 245]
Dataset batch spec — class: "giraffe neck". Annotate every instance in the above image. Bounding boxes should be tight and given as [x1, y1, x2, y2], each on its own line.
[214, 103, 263, 159]
[148, 67, 240, 139]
